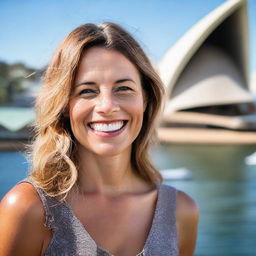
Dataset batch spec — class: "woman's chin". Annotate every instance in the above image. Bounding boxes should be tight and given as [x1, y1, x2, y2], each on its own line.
[79, 142, 131, 158]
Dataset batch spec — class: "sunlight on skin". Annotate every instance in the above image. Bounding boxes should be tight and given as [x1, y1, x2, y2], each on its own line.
[6, 194, 17, 205]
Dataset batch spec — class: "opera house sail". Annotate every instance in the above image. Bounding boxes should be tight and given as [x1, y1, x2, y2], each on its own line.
[158, 0, 256, 144]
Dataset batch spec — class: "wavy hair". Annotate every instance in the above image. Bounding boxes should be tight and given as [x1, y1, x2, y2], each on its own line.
[29, 22, 164, 200]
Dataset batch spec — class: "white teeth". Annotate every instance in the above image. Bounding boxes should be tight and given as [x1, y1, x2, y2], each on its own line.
[90, 121, 124, 132]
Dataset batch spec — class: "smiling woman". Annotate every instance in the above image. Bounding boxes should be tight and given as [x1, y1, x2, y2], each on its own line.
[69, 47, 145, 157]
[0, 22, 198, 256]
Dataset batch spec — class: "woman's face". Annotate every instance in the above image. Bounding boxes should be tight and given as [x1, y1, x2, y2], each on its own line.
[68, 47, 146, 157]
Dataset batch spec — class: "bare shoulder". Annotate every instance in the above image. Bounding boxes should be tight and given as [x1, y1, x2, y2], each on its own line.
[176, 190, 199, 219]
[0, 182, 49, 256]
[0, 182, 44, 219]
[176, 190, 199, 256]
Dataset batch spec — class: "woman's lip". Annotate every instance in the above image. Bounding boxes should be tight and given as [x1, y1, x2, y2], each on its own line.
[88, 120, 126, 125]
[87, 120, 128, 137]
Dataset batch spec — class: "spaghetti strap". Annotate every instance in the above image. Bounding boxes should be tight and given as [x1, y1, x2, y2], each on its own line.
[18, 179, 57, 229]
[144, 183, 178, 256]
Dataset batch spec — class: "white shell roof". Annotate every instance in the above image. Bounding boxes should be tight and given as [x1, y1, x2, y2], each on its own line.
[158, 0, 251, 112]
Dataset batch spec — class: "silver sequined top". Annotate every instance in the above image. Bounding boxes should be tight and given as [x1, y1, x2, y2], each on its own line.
[20, 180, 178, 256]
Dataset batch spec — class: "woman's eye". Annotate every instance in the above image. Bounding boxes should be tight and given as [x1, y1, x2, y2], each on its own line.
[78, 88, 97, 95]
[116, 86, 133, 92]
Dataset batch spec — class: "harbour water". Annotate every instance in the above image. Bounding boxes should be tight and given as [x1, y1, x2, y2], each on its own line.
[1, 144, 256, 255]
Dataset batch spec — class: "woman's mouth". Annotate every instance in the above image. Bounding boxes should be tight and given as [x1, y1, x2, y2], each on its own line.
[88, 120, 127, 133]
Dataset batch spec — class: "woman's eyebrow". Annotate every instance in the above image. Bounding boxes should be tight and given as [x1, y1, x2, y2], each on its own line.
[75, 81, 96, 87]
[116, 78, 135, 84]
[75, 78, 135, 87]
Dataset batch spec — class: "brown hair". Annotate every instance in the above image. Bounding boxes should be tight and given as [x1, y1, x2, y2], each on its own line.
[29, 22, 164, 199]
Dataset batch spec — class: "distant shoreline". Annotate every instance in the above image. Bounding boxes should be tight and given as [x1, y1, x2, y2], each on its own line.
[0, 140, 29, 151]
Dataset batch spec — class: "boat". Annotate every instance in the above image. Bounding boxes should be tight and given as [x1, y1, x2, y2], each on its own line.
[160, 168, 192, 180]
[245, 152, 256, 165]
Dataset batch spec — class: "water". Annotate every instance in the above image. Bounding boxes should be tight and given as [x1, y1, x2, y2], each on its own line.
[152, 144, 256, 256]
[1, 144, 256, 255]
[0, 152, 28, 198]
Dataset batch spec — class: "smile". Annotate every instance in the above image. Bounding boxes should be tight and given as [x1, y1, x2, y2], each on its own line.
[88, 120, 127, 132]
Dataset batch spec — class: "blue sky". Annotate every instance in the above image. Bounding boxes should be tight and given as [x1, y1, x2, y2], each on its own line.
[0, 0, 255, 73]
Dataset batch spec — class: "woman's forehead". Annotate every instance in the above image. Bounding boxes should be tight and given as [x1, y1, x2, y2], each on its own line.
[75, 47, 141, 83]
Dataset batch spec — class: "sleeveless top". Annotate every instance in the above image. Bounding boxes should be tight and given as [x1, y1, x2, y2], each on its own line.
[19, 180, 179, 256]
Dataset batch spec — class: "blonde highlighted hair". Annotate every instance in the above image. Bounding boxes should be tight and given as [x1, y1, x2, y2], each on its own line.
[29, 22, 164, 200]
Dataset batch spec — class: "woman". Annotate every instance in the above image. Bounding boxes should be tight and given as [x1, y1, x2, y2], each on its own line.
[0, 22, 198, 256]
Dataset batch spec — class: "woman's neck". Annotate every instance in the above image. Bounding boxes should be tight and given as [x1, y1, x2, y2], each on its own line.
[75, 145, 145, 196]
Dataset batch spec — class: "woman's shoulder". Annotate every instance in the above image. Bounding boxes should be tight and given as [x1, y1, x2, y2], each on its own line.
[175, 189, 199, 255]
[0, 182, 49, 255]
[158, 183, 198, 216]
[0, 181, 46, 232]
[176, 189, 198, 216]
[0, 181, 44, 215]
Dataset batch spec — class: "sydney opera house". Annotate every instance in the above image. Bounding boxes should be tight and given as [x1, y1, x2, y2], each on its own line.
[0, 0, 255, 150]
[157, 0, 256, 144]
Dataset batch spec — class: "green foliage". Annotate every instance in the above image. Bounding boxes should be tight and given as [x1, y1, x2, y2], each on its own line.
[0, 62, 9, 80]
[0, 61, 39, 104]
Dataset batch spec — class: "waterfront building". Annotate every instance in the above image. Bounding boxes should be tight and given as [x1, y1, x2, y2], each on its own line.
[158, 0, 256, 144]
[0, 107, 35, 150]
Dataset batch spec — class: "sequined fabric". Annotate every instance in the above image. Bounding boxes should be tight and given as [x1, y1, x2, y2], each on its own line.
[19, 180, 178, 255]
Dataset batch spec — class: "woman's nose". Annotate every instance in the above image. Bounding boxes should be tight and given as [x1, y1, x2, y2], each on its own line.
[95, 92, 120, 115]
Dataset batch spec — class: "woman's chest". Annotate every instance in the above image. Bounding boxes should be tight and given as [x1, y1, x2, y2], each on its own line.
[68, 190, 158, 255]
